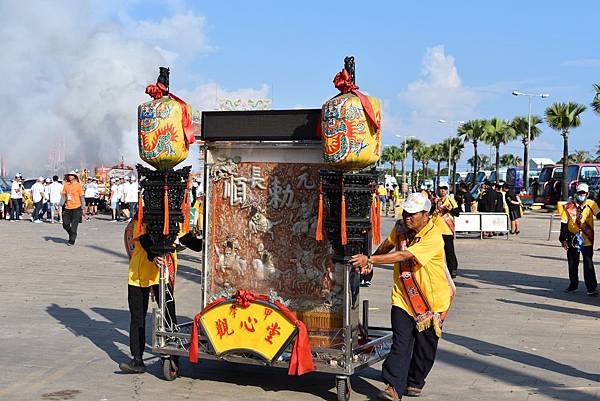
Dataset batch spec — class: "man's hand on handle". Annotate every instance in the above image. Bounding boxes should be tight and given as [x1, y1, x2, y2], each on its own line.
[350, 254, 372, 275]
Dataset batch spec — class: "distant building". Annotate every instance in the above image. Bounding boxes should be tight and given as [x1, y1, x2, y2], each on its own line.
[529, 158, 554, 169]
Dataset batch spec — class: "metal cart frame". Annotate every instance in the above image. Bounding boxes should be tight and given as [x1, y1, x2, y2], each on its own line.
[152, 140, 392, 401]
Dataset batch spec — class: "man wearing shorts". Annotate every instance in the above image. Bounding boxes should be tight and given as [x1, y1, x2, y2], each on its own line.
[48, 175, 64, 224]
[110, 178, 121, 221]
[84, 177, 99, 220]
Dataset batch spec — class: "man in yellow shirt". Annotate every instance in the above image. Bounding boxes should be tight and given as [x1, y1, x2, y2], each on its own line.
[431, 181, 460, 278]
[559, 183, 600, 296]
[377, 183, 388, 215]
[119, 219, 203, 374]
[351, 192, 455, 400]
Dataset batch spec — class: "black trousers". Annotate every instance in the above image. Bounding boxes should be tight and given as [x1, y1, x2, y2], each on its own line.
[128, 284, 177, 361]
[567, 246, 596, 292]
[382, 306, 439, 395]
[443, 235, 458, 275]
[10, 199, 20, 220]
[62, 207, 82, 244]
[32, 200, 43, 220]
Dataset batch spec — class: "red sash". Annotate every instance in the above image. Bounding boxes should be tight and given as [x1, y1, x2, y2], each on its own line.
[565, 202, 594, 243]
[436, 198, 455, 234]
[395, 222, 455, 337]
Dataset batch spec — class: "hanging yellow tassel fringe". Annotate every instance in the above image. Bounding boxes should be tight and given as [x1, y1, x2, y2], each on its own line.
[163, 181, 170, 236]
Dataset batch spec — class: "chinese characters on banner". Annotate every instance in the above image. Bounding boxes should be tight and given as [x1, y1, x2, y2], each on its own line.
[200, 301, 297, 362]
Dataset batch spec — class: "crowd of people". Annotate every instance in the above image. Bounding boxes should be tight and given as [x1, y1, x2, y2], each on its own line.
[6, 173, 141, 224]
[5, 168, 598, 399]
[9, 174, 65, 223]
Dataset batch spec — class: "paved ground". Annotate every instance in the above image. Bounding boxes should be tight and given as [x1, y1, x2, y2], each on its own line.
[1, 211, 599, 401]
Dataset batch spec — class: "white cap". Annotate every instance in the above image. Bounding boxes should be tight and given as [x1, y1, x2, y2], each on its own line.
[15, 173, 21, 178]
[45, 178, 52, 183]
[576, 183, 589, 193]
[401, 192, 432, 213]
[38, 176, 44, 181]
[438, 181, 449, 189]
[130, 176, 136, 181]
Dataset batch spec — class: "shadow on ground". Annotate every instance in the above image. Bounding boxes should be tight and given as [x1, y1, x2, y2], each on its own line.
[498, 298, 599, 319]
[45, 304, 380, 400]
[440, 332, 599, 400]
[43, 236, 68, 244]
[460, 268, 600, 306]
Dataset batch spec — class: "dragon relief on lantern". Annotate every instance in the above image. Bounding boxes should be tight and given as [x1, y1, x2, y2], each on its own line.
[321, 96, 372, 164]
[138, 101, 177, 160]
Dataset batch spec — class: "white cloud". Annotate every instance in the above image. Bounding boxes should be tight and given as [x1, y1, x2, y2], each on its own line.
[395, 45, 479, 144]
[126, 13, 213, 60]
[0, 2, 265, 176]
[563, 58, 600, 67]
[402, 46, 479, 124]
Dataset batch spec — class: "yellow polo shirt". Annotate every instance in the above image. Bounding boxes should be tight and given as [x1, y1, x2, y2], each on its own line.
[128, 223, 179, 287]
[432, 196, 458, 236]
[560, 199, 599, 247]
[388, 220, 452, 316]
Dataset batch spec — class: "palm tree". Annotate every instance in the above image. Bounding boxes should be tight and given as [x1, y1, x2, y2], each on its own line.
[500, 154, 515, 167]
[406, 138, 423, 189]
[468, 155, 489, 170]
[414, 145, 432, 184]
[592, 83, 600, 115]
[499, 154, 523, 167]
[445, 137, 464, 190]
[545, 102, 587, 201]
[381, 145, 404, 178]
[592, 86, 600, 162]
[511, 115, 543, 188]
[482, 118, 516, 184]
[572, 150, 592, 163]
[457, 119, 486, 187]
[429, 143, 446, 191]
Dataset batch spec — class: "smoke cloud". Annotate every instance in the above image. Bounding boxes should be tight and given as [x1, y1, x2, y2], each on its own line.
[0, 2, 267, 177]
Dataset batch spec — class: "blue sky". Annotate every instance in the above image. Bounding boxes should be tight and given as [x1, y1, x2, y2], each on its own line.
[127, 0, 599, 168]
[3, 1, 599, 175]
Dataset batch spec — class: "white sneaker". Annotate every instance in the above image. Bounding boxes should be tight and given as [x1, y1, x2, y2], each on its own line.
[34, 220, 42, 223]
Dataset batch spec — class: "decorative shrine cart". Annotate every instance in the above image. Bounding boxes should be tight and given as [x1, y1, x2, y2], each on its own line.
[151, 109, 393, 401]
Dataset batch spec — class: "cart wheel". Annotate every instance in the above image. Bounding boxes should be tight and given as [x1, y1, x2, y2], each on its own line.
[336, 376, 351, 401]
[162, 357, 178, 381]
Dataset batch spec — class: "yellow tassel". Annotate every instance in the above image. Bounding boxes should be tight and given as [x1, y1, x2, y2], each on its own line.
[163, 183, 170, 236]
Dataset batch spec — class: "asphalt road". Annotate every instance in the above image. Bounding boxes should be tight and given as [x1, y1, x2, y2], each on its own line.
[1, 212, 599, 401]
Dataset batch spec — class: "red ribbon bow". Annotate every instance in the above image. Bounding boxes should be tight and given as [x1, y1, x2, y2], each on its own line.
[144, 84, 195, 147]
[233, 289, 256, 308]
[332, 69, 380, 130]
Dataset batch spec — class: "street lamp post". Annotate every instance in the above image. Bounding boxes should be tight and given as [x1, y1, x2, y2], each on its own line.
[512, 90, 549, 193]
[438, 120, 464, 192]
[395, 135, 415, 194]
